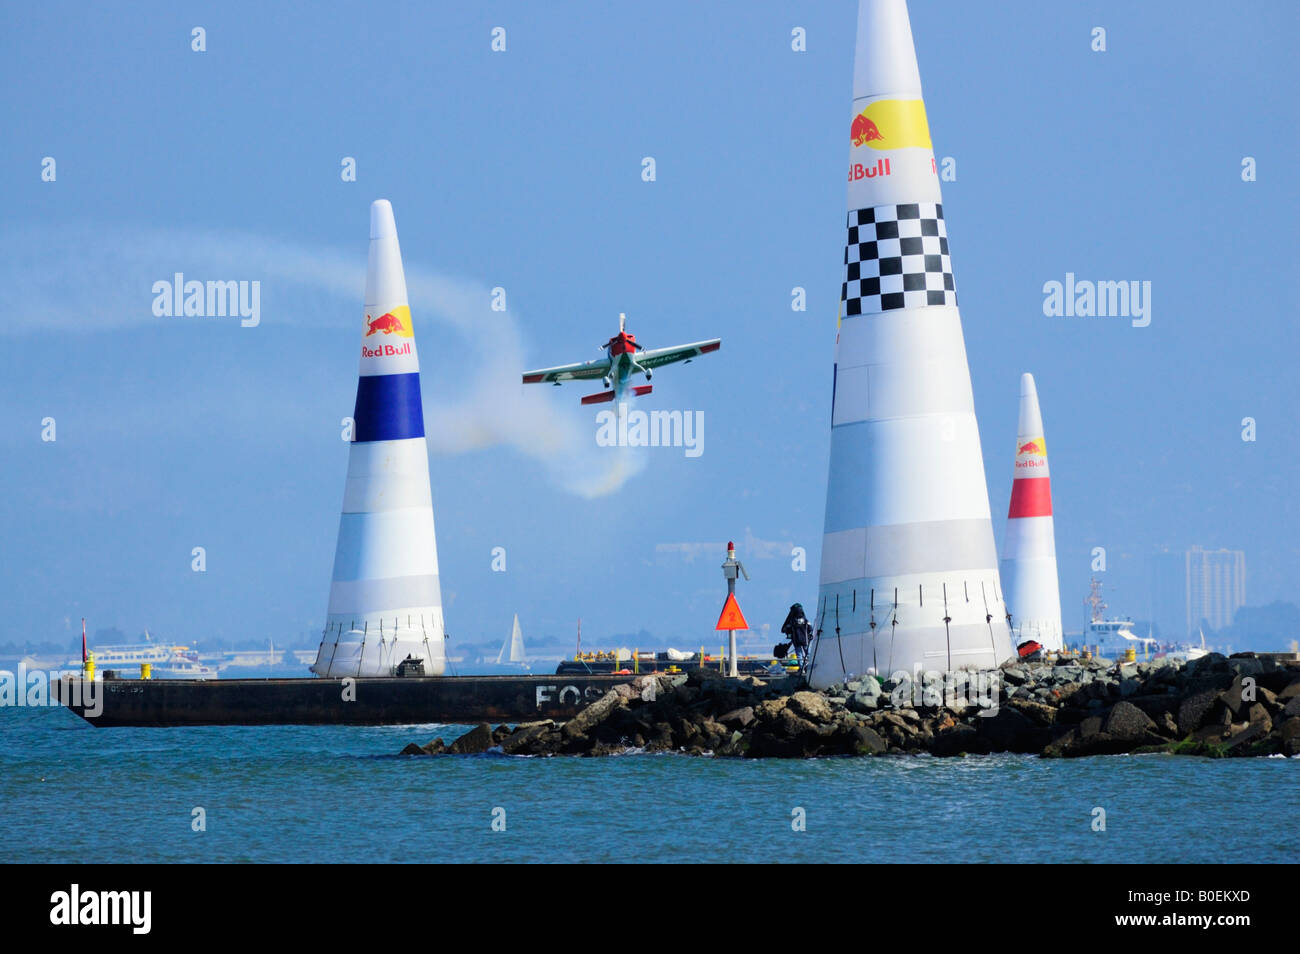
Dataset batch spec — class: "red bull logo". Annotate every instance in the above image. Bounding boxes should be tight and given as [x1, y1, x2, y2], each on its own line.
[848, 99, 932, 151]
[851, 114, 884, 147]
[363, 305, 413, 339]
[848, 158, 892, 182]
[361, 341, 412, 358]
[366, 311, 405, 336]
[1015, 437, 1047, 471]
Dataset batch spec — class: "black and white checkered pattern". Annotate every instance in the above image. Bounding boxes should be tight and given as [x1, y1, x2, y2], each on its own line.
[842, 202, 956, 316]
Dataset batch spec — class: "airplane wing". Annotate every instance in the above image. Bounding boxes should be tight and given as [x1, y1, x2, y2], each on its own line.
[633, 339, 721, 374]
[521, 357, 612, 385]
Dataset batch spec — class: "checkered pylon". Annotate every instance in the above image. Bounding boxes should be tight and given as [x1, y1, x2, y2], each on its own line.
[842, 202, 956, 316]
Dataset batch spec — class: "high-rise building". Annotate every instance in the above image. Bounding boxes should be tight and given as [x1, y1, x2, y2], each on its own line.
[1186, 547, 1245, 634]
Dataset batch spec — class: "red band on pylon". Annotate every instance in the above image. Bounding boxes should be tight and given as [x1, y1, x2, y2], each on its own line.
[1008, 476, 1053, 518]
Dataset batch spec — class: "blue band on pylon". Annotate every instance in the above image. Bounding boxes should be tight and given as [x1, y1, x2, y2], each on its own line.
[353, 372, 425, 442]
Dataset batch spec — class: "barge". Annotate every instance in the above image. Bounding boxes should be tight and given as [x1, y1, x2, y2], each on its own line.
[61, 674, 643, 728]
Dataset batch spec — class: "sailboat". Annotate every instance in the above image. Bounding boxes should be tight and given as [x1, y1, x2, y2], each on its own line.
[496, 615, 530, 670]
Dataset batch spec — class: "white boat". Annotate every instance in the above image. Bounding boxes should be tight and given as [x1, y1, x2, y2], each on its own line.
[1085, 618, 1156, 660]
[71, 643, 172, 667]
[1081, 579, 1155, 660]
[495, 615, 530, 670]
[150, 647, 219, 680]
[69, 633, 218, 680]
[1155, 630, 1210, 664]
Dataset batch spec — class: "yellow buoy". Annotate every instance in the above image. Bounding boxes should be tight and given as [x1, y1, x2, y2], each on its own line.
[141, 662, 152, 680]
[84, 651, 95, 680]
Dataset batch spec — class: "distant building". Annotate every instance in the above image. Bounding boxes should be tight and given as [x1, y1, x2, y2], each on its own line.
[1150, 546, 1246, 639]
[1186, 546, 1246, 634]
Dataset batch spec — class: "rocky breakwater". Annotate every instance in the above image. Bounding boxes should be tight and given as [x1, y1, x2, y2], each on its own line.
[399, 653, 1300, 759]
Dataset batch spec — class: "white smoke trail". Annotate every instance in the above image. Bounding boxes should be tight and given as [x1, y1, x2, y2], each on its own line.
[0, 223, 644, 497]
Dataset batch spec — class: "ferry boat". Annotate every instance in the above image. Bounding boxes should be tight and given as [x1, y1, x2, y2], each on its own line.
[68, 633, 218, 680]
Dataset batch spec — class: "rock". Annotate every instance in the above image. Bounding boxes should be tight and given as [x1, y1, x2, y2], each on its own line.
[1284, 696, 1300, 719]
[777, 708, 819, 739]
[976, 707, 1040, 753]
[847, 725, 887, 755]
[1177, 689, 1218, 736]
[1006, 698, 1057, 726]
[1279, 717, 1300, 757]
[1041, 729, 1078, 758]
[1277, 676, 1300, 702]
[1043, 727, 1163, 758]
[421, 738, 446, 755]
[1103, 701, 1158, 740]
[1002, 666, 1029, 686]
[1219, 677, 1252, 716]
[500, 722, 554, 755]
[1079, 716, 1104, 738]
[932, 723, 991, 756]
[647, 722, 674, 750]
[747, 709, 820, 757]
[754, 698, 788, 722]
[719, 706, 755, 728]
[1119, 678, 1140, 698]
[847, 689, 880, 714]
[612, 683, 639, 701]
[449, 723, 494, 754]
[1223, 720, 1269, 752]
[1228, 655, 1264, 676]
[562, 689, 624, 738]
[1245, 702, 1272, 736]
[399, 742, 425, 756]
[1191, 724, 1230, 744]
[1187, 653, 1228, 676]
[492, 724, 512, 743]
[877, 711, 912, 732]
[788, 691, 833, 724]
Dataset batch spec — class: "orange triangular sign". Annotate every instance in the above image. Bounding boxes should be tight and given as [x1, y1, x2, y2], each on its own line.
[715, 592, 749, 631]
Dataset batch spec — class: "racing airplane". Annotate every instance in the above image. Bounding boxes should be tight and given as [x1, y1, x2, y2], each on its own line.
[521, 313, 720, 405]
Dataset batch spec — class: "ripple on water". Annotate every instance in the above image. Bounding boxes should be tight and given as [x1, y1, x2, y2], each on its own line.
[1, 707, 1296, 863]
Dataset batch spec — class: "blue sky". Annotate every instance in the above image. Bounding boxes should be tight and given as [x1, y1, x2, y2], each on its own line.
[2, 1, 1296, 652]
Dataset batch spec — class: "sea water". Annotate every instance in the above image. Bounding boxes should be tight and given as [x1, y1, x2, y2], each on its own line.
[1, 706, 1295, 864]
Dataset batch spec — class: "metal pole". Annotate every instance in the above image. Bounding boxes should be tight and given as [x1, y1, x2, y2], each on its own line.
[727, 573, 738, 677]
